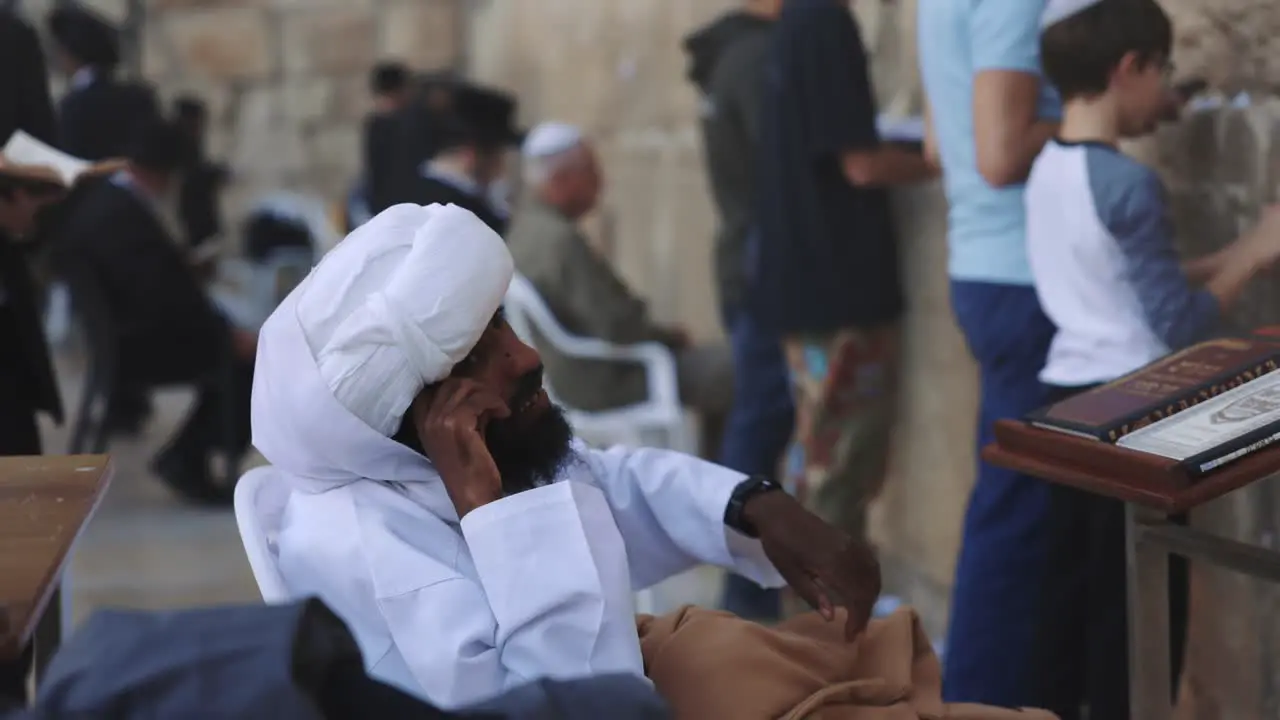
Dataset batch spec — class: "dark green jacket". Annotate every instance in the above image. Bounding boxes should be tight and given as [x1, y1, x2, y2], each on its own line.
[684, 11, 775, 316]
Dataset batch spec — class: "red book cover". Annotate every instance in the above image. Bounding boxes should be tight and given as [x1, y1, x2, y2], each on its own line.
[1028, 337, 1280, 442]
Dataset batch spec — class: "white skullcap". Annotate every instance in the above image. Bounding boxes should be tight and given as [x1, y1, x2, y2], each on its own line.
[521, 122, 584, 159]
[294, 203, 514, 436]
[1041, 0, 1104, 27]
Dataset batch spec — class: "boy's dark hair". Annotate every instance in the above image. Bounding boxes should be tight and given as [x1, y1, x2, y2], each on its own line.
[370, 62, 410, 96]
[1041, 0, 1173, 100]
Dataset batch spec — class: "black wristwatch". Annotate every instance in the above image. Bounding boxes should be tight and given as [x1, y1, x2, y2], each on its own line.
[724, 475, 784, 538]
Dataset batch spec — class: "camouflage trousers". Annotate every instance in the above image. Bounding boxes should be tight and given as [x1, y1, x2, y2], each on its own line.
[782, 325, 900, 544]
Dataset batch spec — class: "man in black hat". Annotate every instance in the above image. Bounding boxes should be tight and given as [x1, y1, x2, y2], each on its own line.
[361, 61, 412, 219]
[0, 156, 72, 706]
[48, 4, 162, 433]
[0, 6, 58, 146]
[370, 69, 462, 216]
[172, 95, 230, 261]
[53, 118, 256, 505]
[379, 83, 521, 234]
[47, 3, 159, 161]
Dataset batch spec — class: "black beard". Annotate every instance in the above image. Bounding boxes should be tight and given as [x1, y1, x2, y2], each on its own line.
[393, 389, 576, 496]
[485, 401, 576, 495]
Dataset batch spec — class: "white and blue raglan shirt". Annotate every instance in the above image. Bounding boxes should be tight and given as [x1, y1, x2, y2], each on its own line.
[1026, 139, 1220, 387]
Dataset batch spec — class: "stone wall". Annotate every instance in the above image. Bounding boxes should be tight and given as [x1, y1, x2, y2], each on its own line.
[21, 0, 461, 220]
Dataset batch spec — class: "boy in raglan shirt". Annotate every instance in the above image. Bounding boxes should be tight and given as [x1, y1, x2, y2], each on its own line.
[1026, 0, 1280, 716]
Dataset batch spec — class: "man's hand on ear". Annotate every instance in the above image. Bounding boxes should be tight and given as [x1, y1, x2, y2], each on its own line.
[414, 379, 511, 518]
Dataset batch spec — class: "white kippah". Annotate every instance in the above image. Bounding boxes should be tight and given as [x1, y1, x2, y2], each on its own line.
[1041, 0, 1104, 28]
[521, 122, 583, 159]
[294, 203, 514, 436]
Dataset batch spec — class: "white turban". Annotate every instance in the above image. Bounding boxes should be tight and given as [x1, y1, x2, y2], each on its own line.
[294, 203, 514, 436]
[1041, 0, 1104, 27]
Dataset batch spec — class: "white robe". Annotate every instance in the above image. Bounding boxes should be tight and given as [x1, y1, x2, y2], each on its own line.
[250, 289, 785, 709]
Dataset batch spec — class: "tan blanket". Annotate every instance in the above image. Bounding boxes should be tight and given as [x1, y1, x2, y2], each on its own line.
[638, 606, 1058, 720]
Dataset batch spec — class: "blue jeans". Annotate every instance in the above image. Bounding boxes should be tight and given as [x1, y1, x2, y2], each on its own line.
[717, 310, 796, 620]
[942, 281, 1056, 708]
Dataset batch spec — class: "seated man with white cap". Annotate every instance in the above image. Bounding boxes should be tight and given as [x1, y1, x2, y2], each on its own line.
[507, 123, 733, 453]
[251, 203, 881, 708]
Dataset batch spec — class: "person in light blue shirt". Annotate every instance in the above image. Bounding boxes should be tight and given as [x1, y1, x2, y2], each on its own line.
[917, 0, 1061, 708]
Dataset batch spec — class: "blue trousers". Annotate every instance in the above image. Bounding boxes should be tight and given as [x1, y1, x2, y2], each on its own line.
[717, 310, 796, 620]
[942, 281, 1057, 708]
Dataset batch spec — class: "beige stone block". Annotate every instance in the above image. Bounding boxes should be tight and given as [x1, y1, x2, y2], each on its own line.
[281, 8, 377, 75]
[79, 0, 127, 23]
[305, 122, 361, 173]
[328, 73, 370, 123]
[1217, 110, 1260, 186]
[145, 0, 261, 10]
[1267, 117, 1280, 203]
[235, 84, 285, 126]
[269, 0, 375, 8]
[161, 8, 274, 80]
[140, 19, 175, 80]
[229, 124, 307, 177]
[379, 0, 459, 70]
[280, 77, 335, 126]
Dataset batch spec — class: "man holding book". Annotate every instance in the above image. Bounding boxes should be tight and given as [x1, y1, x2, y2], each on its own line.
[54, 118, 258, 505]
[1024, 1, 1280, 716]
[0, 7, 57, 147]
[0, 150, 79, 707]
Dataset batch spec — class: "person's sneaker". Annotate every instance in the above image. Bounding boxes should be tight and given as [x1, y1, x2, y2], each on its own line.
[151, 450, 235, 506]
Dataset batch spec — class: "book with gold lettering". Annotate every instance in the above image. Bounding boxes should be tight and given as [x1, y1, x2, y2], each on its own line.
[1026, 337, 1280, 442]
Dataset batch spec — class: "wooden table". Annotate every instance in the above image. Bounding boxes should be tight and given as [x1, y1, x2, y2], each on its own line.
[985, 420, 1280, 720]
[0, 455, 113, 683]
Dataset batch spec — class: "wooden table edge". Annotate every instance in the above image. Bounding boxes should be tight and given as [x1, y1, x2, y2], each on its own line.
[5, 456, 116, 655]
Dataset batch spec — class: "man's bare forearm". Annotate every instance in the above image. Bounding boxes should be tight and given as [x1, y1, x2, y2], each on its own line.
[842, 146, 939, 188]
[982, 119, 1058, 187]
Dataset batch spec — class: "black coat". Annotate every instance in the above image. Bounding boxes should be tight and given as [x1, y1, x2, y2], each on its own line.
[58, 73, 158, 161]
[0, 230, 62, 426]
[0, 9, 57, 145]
[178, 158, 229, 248]
[54, 179, 224, 383]
[362, 112, 404, 217]
[369, 106, 453, 215]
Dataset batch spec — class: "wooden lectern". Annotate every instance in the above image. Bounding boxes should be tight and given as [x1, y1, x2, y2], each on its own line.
[985, 420, 1280, 720]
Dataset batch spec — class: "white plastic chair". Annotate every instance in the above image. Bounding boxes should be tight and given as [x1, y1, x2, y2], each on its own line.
[249, 191, 344, 258]
[505, 275, 703, 615]
[503, 274, 696, 456]
[232, 466, 292, 603]
[211, 249, 315, 331]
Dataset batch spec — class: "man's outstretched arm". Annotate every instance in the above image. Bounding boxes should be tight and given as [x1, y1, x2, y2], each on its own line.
[581, 444, 786, 591]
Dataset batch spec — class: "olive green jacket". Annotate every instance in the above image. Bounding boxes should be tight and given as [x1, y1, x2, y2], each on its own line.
[506, 198, 666, 410]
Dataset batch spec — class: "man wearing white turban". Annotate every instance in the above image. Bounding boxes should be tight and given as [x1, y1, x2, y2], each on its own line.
[250, 203, 882, 709]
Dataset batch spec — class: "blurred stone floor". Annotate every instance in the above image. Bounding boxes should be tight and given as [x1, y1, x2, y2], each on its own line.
[43, 346, 723, 632]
